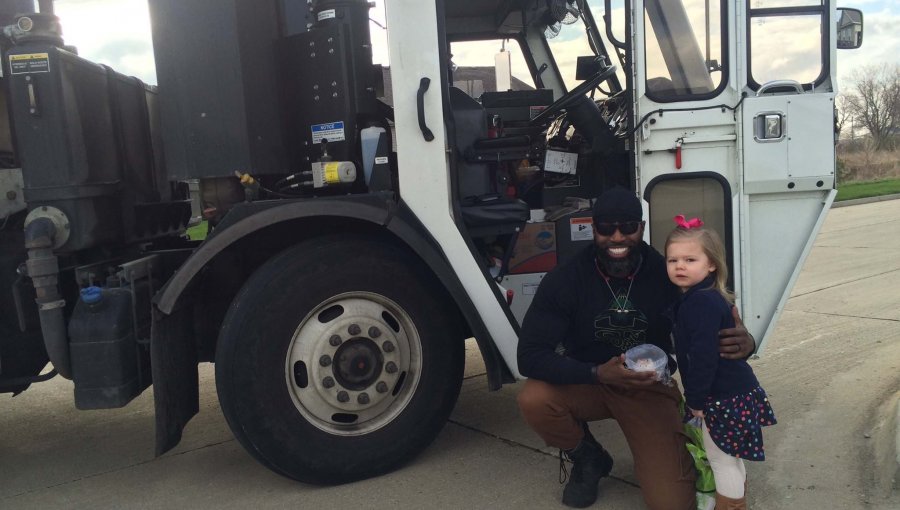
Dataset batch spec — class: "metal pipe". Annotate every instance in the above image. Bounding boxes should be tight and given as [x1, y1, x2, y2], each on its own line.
[38, 0, 53, 15]
[24, 217, 71, 379]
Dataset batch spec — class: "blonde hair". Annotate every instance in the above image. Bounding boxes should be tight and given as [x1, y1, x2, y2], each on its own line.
[665, 226, 735, 303]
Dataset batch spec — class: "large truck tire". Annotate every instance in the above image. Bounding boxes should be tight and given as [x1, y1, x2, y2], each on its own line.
[215, 235, 465, 483]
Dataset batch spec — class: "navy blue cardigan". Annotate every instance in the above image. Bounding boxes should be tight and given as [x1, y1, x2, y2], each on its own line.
[672, 276, 759, 410]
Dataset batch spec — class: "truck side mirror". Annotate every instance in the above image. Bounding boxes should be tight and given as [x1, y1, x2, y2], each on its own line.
[836, 8, 863, 50]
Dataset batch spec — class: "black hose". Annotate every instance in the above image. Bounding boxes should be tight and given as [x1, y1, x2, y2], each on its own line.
[0, 369, 58, 390]
[630, 94, 746, 136]
[24, 217, 71, 379]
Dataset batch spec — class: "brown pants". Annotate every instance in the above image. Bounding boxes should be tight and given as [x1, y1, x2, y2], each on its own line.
[517, 379, 697, 510]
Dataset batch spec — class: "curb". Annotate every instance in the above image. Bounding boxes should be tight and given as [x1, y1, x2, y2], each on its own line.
[832, 193, 900, 208]
[874, 390, 900, 498]
[894, 395, 900, 494]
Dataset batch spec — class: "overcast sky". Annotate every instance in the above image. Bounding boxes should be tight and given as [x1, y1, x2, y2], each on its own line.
[52, 0, 900, 93]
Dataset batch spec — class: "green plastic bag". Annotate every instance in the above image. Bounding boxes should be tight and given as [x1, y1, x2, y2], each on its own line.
[696, 492, 716, 510]
[680, 400, 716, 494]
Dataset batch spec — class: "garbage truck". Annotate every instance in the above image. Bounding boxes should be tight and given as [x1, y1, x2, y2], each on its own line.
[0, 0, 863, 483]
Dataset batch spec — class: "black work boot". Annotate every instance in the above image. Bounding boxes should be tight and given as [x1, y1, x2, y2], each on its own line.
[560, 436, 614, 508]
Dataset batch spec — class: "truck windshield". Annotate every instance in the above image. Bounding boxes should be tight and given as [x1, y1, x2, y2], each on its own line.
[542, 0, 724, 100]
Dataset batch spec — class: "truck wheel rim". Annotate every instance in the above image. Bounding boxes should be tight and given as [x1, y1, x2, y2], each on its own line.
[284, 292, 422, 436]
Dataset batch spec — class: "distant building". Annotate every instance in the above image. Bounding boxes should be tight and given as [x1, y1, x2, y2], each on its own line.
[449, 66, 534, 98]
[379, 66, 533, 106]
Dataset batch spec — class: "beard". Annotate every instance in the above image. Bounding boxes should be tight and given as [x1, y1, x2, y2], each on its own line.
[597, 245, 641, 278]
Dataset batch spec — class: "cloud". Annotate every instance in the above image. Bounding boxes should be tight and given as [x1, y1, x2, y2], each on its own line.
[54, 0, 156, 83]
[46, 0, 899, 95]
[449, 40, 534, 85]
[749, 15, 824, 85]
[93, 38, 156, 82]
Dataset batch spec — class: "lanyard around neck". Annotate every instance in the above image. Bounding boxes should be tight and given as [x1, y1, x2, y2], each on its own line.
[594, 255, 642, 312]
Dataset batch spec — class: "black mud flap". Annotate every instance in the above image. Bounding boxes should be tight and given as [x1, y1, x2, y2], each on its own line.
[151, 306, 199, 456]
[0, 217, 48, 395]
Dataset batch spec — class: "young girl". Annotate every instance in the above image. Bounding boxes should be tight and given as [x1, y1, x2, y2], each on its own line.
[665, 215, 776, 510]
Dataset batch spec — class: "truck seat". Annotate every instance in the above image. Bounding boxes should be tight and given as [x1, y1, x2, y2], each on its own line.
[448, 87, 528, 236]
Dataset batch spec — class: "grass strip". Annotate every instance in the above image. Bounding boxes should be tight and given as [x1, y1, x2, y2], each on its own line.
[836, 178, 900, 202]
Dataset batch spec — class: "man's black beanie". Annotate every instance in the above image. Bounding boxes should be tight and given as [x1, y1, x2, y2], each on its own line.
[592, 186, 643, 224]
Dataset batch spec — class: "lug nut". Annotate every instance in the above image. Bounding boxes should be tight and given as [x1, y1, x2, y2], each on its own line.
[385, 362, 398, 374]
[348, 324, 361, 335]
[376, 381, 388, 394]
[357, 393, 370, 405]
[329, 335, 342, 347]
[319, 355, 332, 367]
[382, 341, 395, 353]
[368, 326, 381, 338]
[337, 391, 349, 403]
[322, 376, 335, 388]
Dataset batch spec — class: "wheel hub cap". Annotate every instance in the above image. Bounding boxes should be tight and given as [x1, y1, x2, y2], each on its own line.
[333, 338, 384, 391]
[283, 293, 422, 436]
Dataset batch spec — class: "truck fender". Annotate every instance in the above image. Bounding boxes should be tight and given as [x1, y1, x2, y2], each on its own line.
[150, 194, 510, 455]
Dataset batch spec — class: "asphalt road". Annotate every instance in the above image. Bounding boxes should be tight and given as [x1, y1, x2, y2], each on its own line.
[2, 200, 899, 509]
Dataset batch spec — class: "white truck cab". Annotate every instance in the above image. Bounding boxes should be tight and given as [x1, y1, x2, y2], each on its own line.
[388, 0, 857, 371]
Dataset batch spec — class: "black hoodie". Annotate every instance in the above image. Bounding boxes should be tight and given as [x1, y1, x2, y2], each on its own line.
[517, 242, 679, 385]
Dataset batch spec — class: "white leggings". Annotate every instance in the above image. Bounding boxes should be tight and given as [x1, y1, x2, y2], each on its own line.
[702, 421, 746, 498]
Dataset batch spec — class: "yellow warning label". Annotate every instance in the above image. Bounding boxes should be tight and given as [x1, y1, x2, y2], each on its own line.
[323, 162, 340, 184]
[10, 53, 50, 61]
[9, 52, 50, 75]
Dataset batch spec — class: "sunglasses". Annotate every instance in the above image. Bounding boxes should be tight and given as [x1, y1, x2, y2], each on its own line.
[594, 221, 641, 236]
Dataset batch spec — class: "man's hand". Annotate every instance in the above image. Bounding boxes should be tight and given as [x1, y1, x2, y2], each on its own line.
[690, 408, 705, 419]
[718, 306, 756, 359]
[595, 355, 656, 388]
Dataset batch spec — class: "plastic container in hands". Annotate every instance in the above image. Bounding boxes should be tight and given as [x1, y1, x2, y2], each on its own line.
[624, 344, 670, 384]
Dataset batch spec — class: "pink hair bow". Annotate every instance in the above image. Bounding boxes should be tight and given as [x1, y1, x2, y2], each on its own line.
[674, 214, 704, 229]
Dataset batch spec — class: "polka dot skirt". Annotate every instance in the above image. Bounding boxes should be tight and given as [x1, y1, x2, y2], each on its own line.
[703, 386, 776, 461]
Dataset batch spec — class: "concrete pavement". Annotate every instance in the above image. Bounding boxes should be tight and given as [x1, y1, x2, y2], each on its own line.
[2, 200, 899, 509]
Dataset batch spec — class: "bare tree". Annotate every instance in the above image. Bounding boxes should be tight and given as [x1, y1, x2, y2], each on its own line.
[843, 64, 900, 151]
[835, 94, 853, 140]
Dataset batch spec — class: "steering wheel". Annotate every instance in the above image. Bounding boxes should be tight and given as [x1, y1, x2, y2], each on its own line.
[530, 64, 618, 126]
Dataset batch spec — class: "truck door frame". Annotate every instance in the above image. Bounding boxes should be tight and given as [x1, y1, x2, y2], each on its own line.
[385, 0, 523, 377]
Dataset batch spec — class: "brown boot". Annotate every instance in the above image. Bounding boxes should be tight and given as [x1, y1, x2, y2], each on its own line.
[714, 492, 746, 510]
